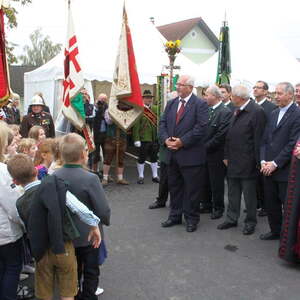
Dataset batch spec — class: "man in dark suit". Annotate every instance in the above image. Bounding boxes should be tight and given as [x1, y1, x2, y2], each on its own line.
[219, 83, 235, 113]
[295, 83, 300, 106]
[260, 82, 300, 240]
[253, 80, 277, 217]
[159, 75, 208, 232]
[217, 85, 266, 235]
[203, 85, 232, 219]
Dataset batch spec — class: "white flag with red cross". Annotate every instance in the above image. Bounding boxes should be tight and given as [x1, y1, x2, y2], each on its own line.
[61, 4, 85, 130]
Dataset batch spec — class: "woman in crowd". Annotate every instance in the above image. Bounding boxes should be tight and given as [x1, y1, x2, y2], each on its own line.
[0, 120, 24, 300]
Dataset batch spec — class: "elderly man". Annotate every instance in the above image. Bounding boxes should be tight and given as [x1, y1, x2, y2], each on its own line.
[203, 85, 232, 219]
[92, 93, 108, 173]
[217, 85, 266, 235]
[20, 95, 55, 138]
[295, 83, 300, 106]
[159, 75, 208, 232]
[260, 82, 300, 240]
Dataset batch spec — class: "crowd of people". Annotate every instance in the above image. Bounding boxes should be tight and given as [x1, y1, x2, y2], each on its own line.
[1, 75, 300, 299]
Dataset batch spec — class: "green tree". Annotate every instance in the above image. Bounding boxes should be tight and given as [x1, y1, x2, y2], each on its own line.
[19, 28, 62, 66]
[3, 0, 32, 64]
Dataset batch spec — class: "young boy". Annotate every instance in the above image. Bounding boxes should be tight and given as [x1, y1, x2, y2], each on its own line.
[7, 154, 102, 300]
[54, 133, 111, 300]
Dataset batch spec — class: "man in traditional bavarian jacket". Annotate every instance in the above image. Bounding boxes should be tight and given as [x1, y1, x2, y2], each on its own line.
[133, 90, 159, 184]
[20, 95, 55, 138]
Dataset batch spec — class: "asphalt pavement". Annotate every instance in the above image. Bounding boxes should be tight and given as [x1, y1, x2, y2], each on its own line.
[100, 156, 300, 300]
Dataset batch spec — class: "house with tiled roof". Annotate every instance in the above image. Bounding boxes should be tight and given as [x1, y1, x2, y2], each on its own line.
[157, 17, 219, 64]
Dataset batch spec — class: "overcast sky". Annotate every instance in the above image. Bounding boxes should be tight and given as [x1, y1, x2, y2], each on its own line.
[8, 0, 300, 58]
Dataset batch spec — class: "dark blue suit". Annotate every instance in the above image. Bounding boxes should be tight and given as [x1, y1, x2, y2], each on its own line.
[159, 94, 208, 224]
[260, 102, 300, 234]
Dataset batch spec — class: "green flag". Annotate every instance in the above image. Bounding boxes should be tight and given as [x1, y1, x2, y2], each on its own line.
[71, 93, 85, 120]
[216, 20, 231, 85]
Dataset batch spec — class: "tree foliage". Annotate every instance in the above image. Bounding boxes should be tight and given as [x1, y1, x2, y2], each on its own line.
[3, 0, 32, 64]
[18, 28, 62, 66]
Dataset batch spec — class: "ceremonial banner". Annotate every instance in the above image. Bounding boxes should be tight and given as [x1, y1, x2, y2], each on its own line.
[0, 8, 11, 108]
[108, 7, 143, 131]
[216, 20, 231, 85]
[61, 4, 85, 130]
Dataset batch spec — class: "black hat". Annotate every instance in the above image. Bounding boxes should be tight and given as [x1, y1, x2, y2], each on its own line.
[143, 90, 154, 98]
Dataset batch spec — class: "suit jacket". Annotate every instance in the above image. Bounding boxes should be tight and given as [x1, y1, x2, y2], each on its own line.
[54, 166, 111, 247]
[205, 103, 232, 162]
[159, 94, 208, 166]
[260, 100, 277, 121]
[225, 101, 235, 113]
[225, 100, 266, 178]
[260, 103, 300, 181]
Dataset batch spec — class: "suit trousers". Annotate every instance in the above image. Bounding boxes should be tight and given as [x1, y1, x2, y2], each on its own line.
[256, 173, 265, 209]
[207, 159, 226, 211]
[264, 177, 288, 234]
[226, 178, 257, 226]
[75, 245, 99, 300]
[168, 157, 205, 225]
[157, 162, 169, 205]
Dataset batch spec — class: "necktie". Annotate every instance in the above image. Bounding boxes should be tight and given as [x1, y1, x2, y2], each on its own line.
[208, 107, 214, 120]
[176, 99, 185, 124]
[235, 108, 241, 117]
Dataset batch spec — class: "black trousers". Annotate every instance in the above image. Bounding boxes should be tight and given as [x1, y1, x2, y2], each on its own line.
[157, 162, 169, 205]
[138, 142, 158, 164]
[75, 245, 99, 300]
[256, 173, 265, 209]
[168, 158, 205, 225]
[93, 133, 106, 164]
[204, 160, 226, 211]
[264, 177, 288, 234]
[0, 238, 23, 300]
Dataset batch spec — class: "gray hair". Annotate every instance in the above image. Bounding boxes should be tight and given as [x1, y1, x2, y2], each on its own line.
[295, 83, 300, 88]
[207, 85, 222, 98]
[277, 82, 294, 94]
[232, 85, 250, 100]
[180, 75, 195, 87]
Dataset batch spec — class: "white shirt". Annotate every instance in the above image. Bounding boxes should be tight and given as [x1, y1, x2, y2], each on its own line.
[277, 101, 293, 125]
[239, 99, 251, 111]
[212, 101, 222, 110]
[256, 98, 267, 106]
[224, 100, 231, 106]
[177, 92, 193, 112]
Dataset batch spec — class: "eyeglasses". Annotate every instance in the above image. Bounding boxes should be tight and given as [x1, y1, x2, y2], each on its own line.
[253, 86, 265, 90]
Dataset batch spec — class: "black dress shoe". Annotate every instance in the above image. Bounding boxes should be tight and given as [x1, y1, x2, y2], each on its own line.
[258, 209, 268, 217]
[242, 224, 255, 235]
[137, 177, 144, 184]
[152, 177, 160, 183]
[161, 219, 182, 228]
[211, 210, 223, 220]
[148, 201, 166, 209]
[186, 223, 197, 232]
[259, 232, 280, 240]
[217, 221, 238, 230]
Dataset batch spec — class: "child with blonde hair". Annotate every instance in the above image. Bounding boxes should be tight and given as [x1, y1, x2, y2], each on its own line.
[17, 138, 37, 160]
[48, 137, 63, 174]
[34, 138, 55, 180]
[28, 125, 46, 144]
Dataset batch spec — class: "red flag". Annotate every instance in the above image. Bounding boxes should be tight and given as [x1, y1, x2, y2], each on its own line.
[0, 9, 10, 108]
[108, 7, 144, 131]
[121, 9, 143, 108]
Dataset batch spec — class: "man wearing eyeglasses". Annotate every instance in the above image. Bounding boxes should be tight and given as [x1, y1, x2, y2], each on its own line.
[253, 81, 277, 217]
[294, 83, 300, 106]
[159, 75, 208, 233]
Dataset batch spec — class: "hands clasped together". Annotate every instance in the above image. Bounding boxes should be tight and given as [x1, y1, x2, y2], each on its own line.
[165, 137, 183, 151]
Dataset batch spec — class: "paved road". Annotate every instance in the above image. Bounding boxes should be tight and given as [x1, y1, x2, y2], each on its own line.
[100, 157, 300, 300]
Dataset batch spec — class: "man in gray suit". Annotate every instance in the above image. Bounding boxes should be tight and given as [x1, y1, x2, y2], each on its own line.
[54, 133, 111, 300]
